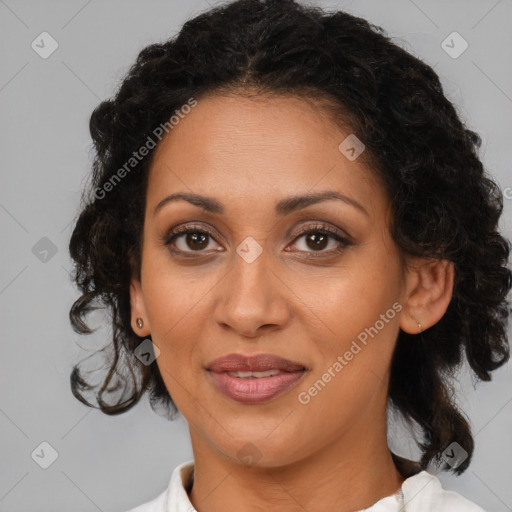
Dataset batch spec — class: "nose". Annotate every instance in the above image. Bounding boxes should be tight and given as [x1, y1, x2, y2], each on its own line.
[213, 246, 291, 338]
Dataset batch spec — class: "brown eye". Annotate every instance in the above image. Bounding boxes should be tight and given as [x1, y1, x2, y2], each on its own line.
[287, 224, 351, 255]
[303, 232, 329, 251]
[182, 232, 209, 251]
[163, 222, 351, 257]
[164, 225, 222, 255]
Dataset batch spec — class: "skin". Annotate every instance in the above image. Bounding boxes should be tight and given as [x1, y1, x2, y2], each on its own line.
[129, 93, 454, 512]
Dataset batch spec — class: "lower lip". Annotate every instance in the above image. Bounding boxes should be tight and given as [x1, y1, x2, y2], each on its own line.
[208, 370, 305, 404]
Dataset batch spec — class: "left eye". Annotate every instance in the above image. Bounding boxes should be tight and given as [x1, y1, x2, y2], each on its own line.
[288, 228, 350, 254]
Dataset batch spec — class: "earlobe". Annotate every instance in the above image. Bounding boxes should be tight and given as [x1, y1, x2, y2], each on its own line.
[130, 278, 150, 336]
[399, 258, 454, 335]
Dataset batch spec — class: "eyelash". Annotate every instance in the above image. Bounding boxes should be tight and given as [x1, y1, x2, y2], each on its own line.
[162, 222, 352, 258]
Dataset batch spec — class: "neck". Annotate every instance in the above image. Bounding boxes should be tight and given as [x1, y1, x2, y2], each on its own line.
[188, 419, 405, 512]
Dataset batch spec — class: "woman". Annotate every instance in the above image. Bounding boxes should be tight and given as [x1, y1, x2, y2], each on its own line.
[68, 0, 511, 510]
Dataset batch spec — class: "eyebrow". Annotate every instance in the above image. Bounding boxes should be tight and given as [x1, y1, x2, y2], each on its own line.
[153, 190, 368, 218]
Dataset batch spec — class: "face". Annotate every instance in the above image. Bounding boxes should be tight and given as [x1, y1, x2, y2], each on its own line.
[130, 93, 430, 468]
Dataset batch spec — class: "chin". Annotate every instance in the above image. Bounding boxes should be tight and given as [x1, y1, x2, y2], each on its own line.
[215, 432, 307, 469]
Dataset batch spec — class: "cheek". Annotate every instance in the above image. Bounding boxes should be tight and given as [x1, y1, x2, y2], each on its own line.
[296, 253, 401, 340]
[142, 247, 218, 335]
[293, 252, 402, 403]
[295, 305, 399, 436]
[140, 279, 204, 399]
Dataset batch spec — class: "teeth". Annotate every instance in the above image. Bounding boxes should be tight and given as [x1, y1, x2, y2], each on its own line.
[227, 369, 281, 378]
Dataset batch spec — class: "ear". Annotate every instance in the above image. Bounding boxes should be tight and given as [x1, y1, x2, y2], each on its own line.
[130, 277, 151, 336]
[399, 257, 454, 334]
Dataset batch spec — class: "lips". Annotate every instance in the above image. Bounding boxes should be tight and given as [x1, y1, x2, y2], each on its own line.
[206, 353, 306, 373]
[206, 353, 307, 404]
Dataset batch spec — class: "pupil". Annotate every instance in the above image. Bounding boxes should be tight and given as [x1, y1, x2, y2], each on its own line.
[307, 233, 327, 250]
[187, 233, 208, 250]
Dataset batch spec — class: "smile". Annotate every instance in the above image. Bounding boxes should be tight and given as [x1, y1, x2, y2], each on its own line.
[207, 369, 306, 404]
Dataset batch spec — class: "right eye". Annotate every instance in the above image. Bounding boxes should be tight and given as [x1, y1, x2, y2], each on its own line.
[164, 224, 224, 256]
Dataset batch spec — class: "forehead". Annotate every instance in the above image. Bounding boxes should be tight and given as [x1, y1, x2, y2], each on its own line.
[152, 93, 346, 159]
[147, 93, 386, 218]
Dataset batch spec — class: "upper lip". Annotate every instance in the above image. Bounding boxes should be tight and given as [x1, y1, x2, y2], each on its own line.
[206, 353, 306, 373]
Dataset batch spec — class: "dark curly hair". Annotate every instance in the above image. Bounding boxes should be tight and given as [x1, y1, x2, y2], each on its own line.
[68, 0, 511, 476]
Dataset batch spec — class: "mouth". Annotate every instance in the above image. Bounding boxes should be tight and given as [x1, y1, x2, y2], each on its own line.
[205, 353, 307, 404]
[206, 352, 306, 373]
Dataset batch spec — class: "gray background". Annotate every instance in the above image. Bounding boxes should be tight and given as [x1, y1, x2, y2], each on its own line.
[1, 0, 511, 511]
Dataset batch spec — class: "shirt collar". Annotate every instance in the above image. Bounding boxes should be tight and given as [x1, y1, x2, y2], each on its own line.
[163, 461, 481, 512]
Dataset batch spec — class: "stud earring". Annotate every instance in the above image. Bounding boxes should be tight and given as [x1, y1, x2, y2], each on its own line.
[411, 315, 423, 333]
[136, 318, 144, 329]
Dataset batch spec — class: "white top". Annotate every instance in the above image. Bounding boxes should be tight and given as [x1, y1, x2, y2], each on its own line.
[127, 460, 485, 512]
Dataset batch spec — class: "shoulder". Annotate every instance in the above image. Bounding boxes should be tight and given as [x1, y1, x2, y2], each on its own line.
[123, 460, 195, 512]
[128, 490, 167, 512]
[403, 471, 486, 512]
